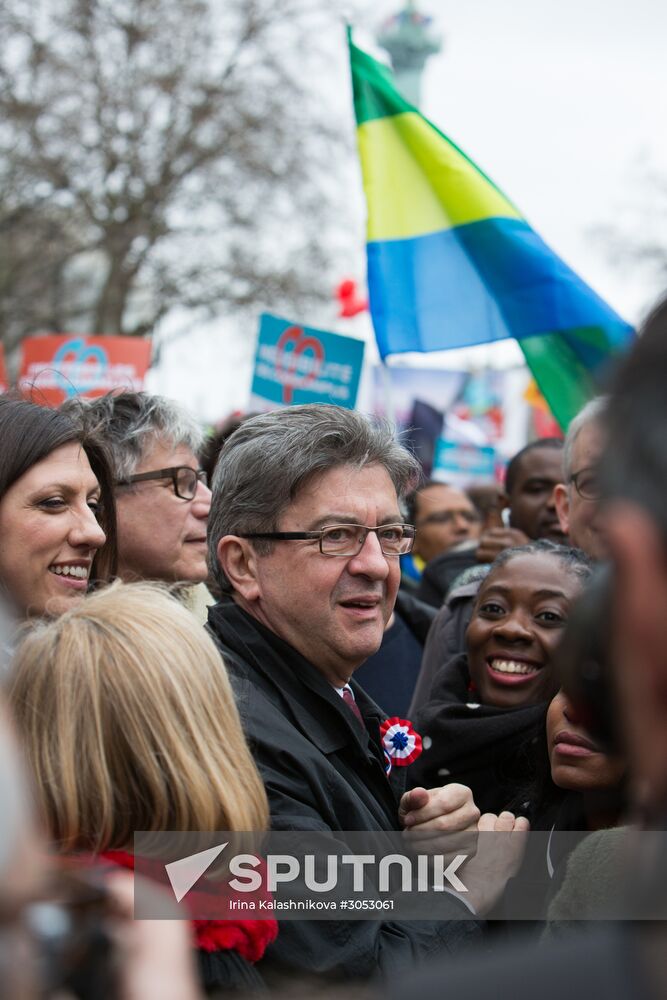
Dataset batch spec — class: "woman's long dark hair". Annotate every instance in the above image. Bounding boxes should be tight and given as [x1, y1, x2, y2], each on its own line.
[0, 396, 117, 587]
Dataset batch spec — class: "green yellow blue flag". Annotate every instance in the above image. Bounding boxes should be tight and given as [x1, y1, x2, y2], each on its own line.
[348, 32, 634, 429]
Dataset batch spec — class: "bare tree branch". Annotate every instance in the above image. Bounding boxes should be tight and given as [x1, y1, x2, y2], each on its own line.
[0, 0, 357, 354]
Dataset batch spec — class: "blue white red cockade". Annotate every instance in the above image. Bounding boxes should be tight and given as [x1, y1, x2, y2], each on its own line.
[379, 717, 423, 769]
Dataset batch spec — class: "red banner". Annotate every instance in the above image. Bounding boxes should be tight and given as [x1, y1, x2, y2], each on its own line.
[19, 334, 152, 406]
[0, 344, 7, 394]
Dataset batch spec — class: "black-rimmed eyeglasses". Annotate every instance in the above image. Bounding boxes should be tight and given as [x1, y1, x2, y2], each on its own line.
[116, 466, 208, 500]
[240, 523, 416, 557]
[569, 467, 601, 501]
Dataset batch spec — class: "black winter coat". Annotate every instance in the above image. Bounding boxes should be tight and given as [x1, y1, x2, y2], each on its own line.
[207, 598, 480, 981]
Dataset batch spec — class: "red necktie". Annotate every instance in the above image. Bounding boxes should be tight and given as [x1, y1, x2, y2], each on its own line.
[342, 686, 365, 729]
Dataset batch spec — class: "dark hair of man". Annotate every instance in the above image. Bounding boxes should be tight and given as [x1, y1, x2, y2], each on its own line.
[404, 479, 444, 525]
[487, 538, 594, 586]
[504, 438, 563, 496]
[602, 296, 667, 541]
[0, 396, 117, 584]
[208, 403, 421, 594]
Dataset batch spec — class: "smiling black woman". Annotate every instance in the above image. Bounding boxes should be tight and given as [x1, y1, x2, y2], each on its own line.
[412, 541, 593, 814]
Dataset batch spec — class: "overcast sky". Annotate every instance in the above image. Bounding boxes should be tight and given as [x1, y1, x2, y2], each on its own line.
[365, 0, 667, 317]
[150, 0, 667, 418]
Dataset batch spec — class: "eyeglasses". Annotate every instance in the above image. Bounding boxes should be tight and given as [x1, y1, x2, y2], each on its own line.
[418, 510, 480, 527]
[116, 466, 208, 500]
[569, 467, 601, 501]
[240, 523, 416, 557]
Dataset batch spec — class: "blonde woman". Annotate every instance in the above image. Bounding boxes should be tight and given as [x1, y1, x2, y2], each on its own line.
[9, 581, 276, 992]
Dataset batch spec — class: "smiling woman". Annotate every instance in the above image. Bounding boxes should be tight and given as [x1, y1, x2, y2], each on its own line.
[466, 547, 588, 709]
[412, 541, 593, 813]
[0, 398, 117, 619]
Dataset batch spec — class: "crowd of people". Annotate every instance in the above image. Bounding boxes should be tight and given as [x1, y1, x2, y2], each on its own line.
[0, 296, 666, 998]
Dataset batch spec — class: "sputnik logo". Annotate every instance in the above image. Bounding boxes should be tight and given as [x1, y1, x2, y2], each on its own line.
[165, 842, 227, 902]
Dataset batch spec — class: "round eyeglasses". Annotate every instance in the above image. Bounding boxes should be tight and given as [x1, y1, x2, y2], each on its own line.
[240, 523, 416, 557]
[569, 467, 601, 501]
[116, 466, 208, 500]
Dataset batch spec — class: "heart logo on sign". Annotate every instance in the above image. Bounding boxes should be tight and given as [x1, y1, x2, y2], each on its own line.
[274, 326, 325, 405]
[52, 338, 108, 397]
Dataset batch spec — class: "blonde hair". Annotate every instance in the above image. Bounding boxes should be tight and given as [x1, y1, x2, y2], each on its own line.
[9, 581, 268, 852]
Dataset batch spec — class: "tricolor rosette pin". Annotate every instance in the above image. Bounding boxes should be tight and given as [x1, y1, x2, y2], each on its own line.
[379, 717, 423, 767]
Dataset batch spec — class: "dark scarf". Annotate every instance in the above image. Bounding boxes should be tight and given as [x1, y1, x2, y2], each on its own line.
[411, 652, 548, 815]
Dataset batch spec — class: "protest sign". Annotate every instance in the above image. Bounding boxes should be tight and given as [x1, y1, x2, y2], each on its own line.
[251, 314, 364, 409]
[433, 438, 497, 488]
[19, 334, 152, 406]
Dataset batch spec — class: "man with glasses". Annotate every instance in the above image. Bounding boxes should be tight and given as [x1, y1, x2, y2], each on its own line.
[62, 391, 212, 587]
[554, 397, 607, 560]
[206, 404, 492, 978]
[400, 481, 480, 591]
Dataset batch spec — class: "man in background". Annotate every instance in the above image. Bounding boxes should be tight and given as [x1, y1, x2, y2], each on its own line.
[400, 481, 481, 590]
[416, 438, 564, 608]
[554, 397, 608, 560]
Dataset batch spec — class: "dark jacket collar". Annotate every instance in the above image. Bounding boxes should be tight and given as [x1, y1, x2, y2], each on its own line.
[207, 598, 386, 757]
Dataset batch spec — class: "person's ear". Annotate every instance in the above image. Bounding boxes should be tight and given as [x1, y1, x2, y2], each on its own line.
[216, 537, 262, 602]
[553, 483, 570, 535]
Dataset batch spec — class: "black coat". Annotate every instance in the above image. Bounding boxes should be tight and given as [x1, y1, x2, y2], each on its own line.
[207, 598, 480, 981]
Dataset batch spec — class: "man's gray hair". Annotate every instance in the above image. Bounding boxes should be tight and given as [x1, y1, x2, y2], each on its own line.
[562, 396, 608, 480]
[62, 391, 204, 480]
[208, 404, 421, 594]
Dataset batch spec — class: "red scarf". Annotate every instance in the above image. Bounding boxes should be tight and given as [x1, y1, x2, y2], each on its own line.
[100, 850, 278, 963]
